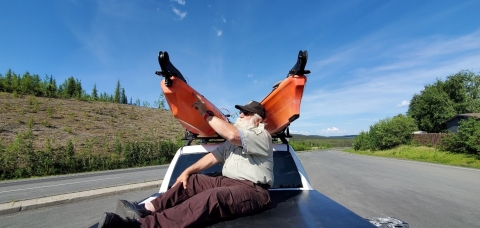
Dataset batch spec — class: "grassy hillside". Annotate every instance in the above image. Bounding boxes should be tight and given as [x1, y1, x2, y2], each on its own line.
[0, 92, 185, 151]
[0, 92, 188, 179]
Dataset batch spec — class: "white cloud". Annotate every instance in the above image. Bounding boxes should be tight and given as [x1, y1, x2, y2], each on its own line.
[318, 127, 346, 135]
[247, 74, 253, 78]
[172, 7, 187, 20]
[290, 130, 311, 135]
[171, 0, 185, 5]
[301, 30, 480, 120]
[222, 17, 226, 23]
[213, 27, 222, 36]
[397, 100, 410, 107]
[294, 29, 480, 136]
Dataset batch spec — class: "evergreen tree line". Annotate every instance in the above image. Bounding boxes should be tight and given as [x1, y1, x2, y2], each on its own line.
[0, 69, 166, 109]
[0, 129, 183, 180]
[353, 70, 480, 155]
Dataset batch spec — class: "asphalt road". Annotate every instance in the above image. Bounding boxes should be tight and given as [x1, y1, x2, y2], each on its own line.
[0, 186, 156, 228]
[297, 149, 480, 228]
[0, 165, 168, 204]
[1, 150, 479, 228]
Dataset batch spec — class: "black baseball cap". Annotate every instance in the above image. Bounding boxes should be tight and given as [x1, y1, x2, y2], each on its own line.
[235, 101, 266, 119]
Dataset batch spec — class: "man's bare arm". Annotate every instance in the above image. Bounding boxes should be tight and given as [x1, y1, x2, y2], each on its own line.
[205, 116, 242, 146]
[191, 95, 242, 146]
[173, 152, 219, 189]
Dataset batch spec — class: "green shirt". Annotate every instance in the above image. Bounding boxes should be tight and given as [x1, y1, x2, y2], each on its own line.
[212, 124, 274, 186]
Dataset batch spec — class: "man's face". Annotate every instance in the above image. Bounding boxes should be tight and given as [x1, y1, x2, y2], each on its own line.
[234, 110, 257, 129]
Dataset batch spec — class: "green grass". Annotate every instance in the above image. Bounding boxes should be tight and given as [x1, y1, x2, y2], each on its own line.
[289, 138, 354, 151]
[344, 145, 480, 169]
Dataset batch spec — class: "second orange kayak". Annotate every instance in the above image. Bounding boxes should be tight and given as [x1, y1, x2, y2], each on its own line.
[261, 74, 307, 134]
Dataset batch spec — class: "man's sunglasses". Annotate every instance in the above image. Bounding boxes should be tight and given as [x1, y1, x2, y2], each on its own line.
[239, 110, 253, 116]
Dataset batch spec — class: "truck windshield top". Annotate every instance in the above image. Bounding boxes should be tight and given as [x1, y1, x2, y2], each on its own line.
[168, 150, 303, 189]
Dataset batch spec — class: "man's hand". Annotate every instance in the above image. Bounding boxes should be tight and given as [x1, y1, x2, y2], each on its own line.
[192, 93, 207, 116]
[172, 171, 190, 189]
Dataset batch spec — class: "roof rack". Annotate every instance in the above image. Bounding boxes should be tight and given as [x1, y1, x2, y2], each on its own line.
[181, 126, 292, 146]
[182, 130, 225, 146]
[271, 126, 292, 144]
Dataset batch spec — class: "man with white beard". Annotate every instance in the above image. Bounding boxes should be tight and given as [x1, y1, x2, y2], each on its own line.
[98, 99, 274, 228]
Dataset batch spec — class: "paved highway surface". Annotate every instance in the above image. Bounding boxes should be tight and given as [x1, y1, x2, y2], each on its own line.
[0, 165, 168, 204]
[0, 149, 479, 228]
[298, 149, 480, 228]
[0, 187, 155, 228]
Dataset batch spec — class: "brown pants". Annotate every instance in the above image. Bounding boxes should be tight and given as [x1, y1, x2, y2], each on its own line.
[139, 174, 270, 228]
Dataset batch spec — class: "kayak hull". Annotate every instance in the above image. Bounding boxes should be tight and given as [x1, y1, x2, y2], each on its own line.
[261, 75, 307, 134]
[160, 77, 228, 137]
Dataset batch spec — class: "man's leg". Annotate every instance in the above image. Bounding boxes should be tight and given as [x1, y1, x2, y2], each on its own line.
[139, 179, 270, 228]
[146, 174, 221, 213]
[116, 174, 220, 220]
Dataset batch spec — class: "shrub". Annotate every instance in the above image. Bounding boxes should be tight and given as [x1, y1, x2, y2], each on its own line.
[441, 118, 480, 155]
[365, 114, 418, 151]
[289, 141, 310, 151]
[353, 131, 370, 151]
[0, 136, 182, 180]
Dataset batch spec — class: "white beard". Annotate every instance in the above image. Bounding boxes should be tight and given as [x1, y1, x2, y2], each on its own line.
[234, 117, 256, 130]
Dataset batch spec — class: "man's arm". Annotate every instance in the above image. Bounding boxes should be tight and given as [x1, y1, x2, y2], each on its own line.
[191, 96, 242, 146]
[204, 116, 242, 146]
[172, 152, 219, 189]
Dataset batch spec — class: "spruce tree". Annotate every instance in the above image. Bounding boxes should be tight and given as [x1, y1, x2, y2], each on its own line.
[4, 69, 13, 92]
[121, 88, 127, 104]
[0, 73, 3, 92]
[114, 80, 121, 103]
[75, 79, 82, 98]
[92, 84, 98, 100]
[66, 77, 76, 98]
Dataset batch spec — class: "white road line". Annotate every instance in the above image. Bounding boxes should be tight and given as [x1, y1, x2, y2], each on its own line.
[0, 177, 122, 194]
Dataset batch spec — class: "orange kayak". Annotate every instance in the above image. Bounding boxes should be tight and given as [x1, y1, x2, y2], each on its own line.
[261, 75, 307, 134]
[261, 50, 309, 135]
[156, 52, 227, 137]
[156, 50, 309, 137]
[160, 77, 228, 137]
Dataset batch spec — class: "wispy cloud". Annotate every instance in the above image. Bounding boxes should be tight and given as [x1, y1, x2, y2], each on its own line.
[397, 100, 410, 107]
[213, 27, 222, 36]
[222, 17, 226, 23]
[297, 29, 480, 135]
[290, 130, 311, 135]
[172, 7, 187, 20]
[318, 127, 346, 135]
[171, 0, 185, 5]
[70, 27, 112, 64]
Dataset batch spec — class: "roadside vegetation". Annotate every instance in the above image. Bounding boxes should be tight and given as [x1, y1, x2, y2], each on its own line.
[345, 146, 480, 169]
[349, 70, 480, 169]
[289, 137, 354, 151]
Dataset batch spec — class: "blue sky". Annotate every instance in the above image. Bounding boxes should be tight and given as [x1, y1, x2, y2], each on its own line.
[1, 0, 480, 136]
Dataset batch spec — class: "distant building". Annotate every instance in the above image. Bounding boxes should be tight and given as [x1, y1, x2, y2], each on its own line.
[445, 113, 480, 133]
